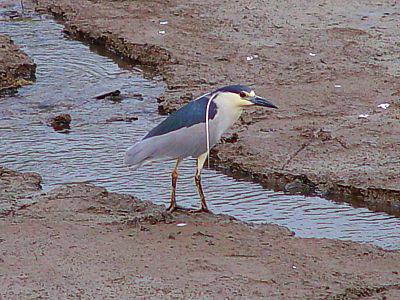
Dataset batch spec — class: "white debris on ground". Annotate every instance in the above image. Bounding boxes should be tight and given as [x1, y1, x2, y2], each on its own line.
[334, 84, 342, 88]
[246, 54, 258, 61]
[377, 103, 390, 109]
[356, 103, 390, 120]
[176, 223, 187, 227]
[309, 52, 316, 57]
[160, 20, 168, 25]
[158, 30, 165, 35]
[358, 114, 369, 119]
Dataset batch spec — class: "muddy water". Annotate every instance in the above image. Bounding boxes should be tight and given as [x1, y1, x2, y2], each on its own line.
[1, 10, 399, 249]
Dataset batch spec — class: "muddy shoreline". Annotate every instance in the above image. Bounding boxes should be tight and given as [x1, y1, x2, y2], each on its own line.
[28, 0, 400, 214]
[0, 33, 36, 93]
[1, 167, 400, 298]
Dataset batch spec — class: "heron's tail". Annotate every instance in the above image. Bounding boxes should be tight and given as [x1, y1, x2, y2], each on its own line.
[124, 140, 153, 169]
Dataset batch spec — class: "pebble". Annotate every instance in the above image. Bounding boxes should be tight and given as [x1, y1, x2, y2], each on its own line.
[48, 114, 72, 131]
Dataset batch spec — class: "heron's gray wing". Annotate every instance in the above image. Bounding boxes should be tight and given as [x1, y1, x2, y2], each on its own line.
[144, 93, 217, 140]
[125, 94, 219, 167]
[125, 120, 223, 167]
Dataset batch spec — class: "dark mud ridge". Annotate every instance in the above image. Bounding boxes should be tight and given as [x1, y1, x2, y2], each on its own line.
[211, 147, 400, 216]
[38, 4, 172, 69]
[0, 166, 172, 223]
[0, 34, 36, 94]
[32, 0, 400, 215]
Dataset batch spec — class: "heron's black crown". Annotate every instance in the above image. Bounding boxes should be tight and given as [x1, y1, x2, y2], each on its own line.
[215, 85, 252, 95]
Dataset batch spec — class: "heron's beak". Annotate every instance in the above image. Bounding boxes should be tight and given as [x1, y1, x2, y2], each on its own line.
[250, 96, 278, 109]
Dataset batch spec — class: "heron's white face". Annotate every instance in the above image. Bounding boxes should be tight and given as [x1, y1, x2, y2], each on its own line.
[237, 90, 256, 106]
[217, 90, 256, 108]
[214, 88, 277, 110]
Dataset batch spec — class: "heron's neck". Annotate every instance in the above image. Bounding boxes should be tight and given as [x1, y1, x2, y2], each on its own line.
[213, 97, 244, 132]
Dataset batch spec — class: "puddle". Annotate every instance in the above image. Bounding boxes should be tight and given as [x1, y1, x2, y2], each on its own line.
[1, 8, 399, 249]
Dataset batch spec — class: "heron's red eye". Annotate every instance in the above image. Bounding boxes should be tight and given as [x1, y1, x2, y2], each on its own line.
[239, 91, 246, 98]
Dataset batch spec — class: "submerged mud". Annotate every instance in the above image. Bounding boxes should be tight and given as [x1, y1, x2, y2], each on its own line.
[31, 0, 400, 213]
[1, 167, 400, 298]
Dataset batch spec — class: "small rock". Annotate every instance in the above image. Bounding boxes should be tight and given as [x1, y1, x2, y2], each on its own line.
[48, 114, 71, 131]
[132, 93, 144, 100]
[284, 175, 316, 194]
[106, 116, 138, 123]
[17, 273, 29, 280]
[216, 56, 229, 61]
[3, 10, 22, 19]
[314, 128, 332, 141]
[94, 90, 122, 101]
[222, 133, 239, 143]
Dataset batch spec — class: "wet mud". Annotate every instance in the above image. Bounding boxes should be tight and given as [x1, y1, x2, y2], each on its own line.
[0, 166, 42, 216]
[30, 0, 400, 213]
[0, 34, 36, 93]
[1, 167, 400, 298]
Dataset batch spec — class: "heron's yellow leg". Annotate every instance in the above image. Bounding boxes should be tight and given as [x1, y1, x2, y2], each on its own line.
[194, 152, 210, 213]
[167, 158, 181, 212]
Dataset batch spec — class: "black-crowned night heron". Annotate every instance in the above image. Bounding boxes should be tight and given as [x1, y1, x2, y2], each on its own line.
[124, 85, 277, 213]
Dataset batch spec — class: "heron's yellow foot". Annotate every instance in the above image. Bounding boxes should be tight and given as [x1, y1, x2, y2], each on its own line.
[189, 207, 211, 214]
[166, 204, 191, 213]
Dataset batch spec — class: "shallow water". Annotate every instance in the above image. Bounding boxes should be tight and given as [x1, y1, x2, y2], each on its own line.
[1, 9, 399, 249]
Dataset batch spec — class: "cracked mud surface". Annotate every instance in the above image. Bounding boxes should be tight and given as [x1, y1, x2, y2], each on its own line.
[1, 168, 400, 298]
[28, 0, 400, 213]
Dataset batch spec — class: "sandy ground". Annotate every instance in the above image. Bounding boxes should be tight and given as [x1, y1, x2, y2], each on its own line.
[1, 167, 400, 299]
[25, 0, 400, 214]
[0, 30, 36, 92]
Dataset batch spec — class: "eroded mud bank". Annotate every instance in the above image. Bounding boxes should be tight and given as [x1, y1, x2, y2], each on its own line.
[0, 34, 36, 93]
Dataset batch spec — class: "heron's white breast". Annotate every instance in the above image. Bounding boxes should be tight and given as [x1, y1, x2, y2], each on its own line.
[212, 94, 244, 139]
